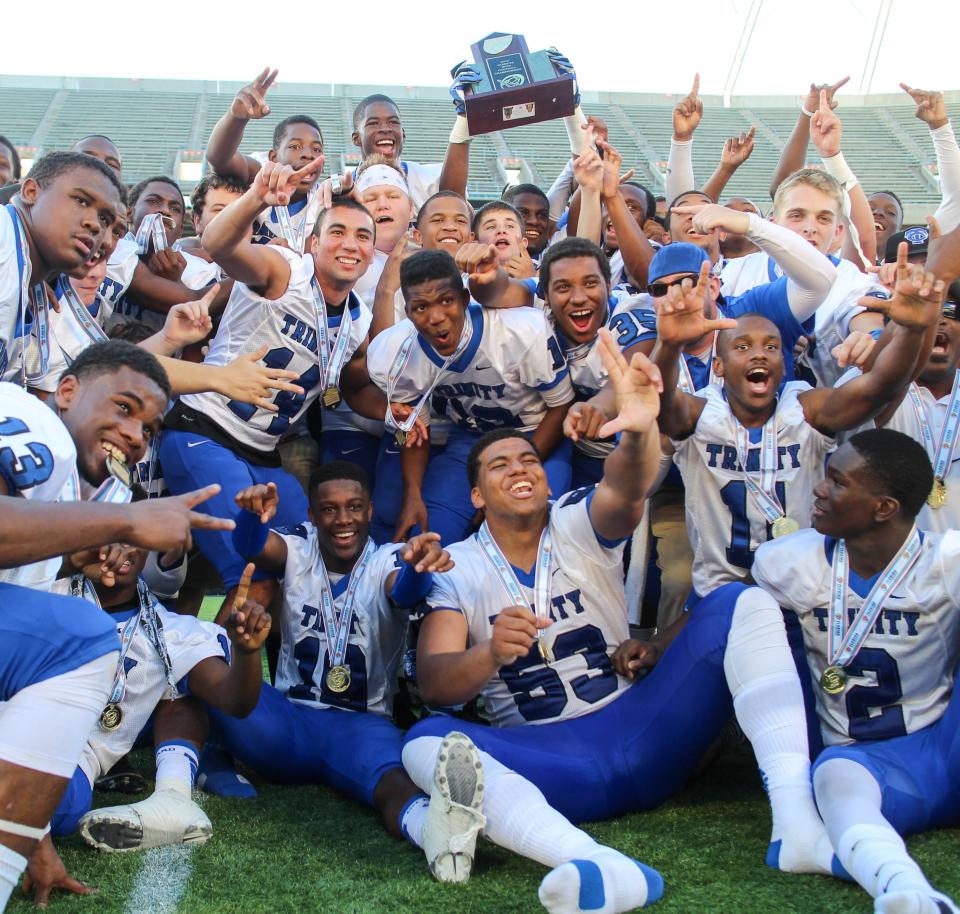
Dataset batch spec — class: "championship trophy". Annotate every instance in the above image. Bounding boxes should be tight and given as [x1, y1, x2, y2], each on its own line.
[457, 33, 577, 135]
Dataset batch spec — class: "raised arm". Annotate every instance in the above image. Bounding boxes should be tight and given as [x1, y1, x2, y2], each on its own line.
[599, 139, 655, 289]
[801, 243, 943, 435]
[770, 78, 848, 197]
[702, 126, 756, 203]
[674, 201, 836, 321]
[203, 159, 322, 297]
[665, 74, 702, 202]
[205, 68, 279, 184]
[572, 139, 603, 245]
[438, 63, 479, 198]
[457, 242, 533, 309]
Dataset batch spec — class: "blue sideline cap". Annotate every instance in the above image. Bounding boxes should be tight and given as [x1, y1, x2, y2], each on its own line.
[648, 243, 711, 285]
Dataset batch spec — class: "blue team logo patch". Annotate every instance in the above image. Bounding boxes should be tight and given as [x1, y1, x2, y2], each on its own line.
[904, 227, 929, 245]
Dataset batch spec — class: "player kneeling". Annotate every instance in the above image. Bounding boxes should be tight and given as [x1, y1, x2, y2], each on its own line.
[212, 463, 453, 847]
[47, 551, 270, 855]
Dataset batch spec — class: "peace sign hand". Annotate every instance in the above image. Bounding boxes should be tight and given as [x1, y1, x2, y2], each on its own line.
[231, 68, 278, 121]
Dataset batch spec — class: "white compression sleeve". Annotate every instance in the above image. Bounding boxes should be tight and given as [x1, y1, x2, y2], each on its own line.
[665, 138, 695, 203]
[932, 121, 960, 234]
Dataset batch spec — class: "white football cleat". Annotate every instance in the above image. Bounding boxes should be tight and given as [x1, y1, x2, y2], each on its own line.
[79, 788, 212, 852]
[422, 731, 486, 883]
[875, 892, 960, 914]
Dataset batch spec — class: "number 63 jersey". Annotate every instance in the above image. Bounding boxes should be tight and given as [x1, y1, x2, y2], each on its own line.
[180, 247, 370, 452]
[672, 382, 834, 596]
[424, 488, 632, 727]
[753, 528, 960, 747]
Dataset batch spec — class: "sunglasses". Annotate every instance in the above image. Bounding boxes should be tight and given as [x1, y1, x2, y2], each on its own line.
[944, 302, 960, 321]
[647, 273, 700, 298]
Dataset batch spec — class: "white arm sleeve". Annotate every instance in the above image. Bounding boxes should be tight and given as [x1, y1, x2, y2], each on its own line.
[932, 122, 960, 234]
[745, 213, 837, 322]
[547, 158, 577, 223]
[665, 139, 695, 203]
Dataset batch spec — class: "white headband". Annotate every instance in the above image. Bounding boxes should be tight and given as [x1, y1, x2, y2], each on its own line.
[355, 164, 409, 197]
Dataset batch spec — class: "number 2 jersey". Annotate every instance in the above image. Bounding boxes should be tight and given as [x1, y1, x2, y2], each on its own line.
[753, 528, 960, 747]
[179, 246, 370, 453]
[0, 382, 78, 591]
[367, 303, 573, 434]
[275, 526, 408, 717]
[672, 382, 835, 596]
[424, 488, 632, 727]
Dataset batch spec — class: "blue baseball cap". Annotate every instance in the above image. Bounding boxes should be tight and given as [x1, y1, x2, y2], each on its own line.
[647, 242, 711, 285]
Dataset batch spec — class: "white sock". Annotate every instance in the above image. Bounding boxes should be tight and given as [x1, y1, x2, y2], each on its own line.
[724, 587, 832, 874]
[0, 843, 28, 911]
[399, 795, 429, 849]
[155, 740, 199, 799]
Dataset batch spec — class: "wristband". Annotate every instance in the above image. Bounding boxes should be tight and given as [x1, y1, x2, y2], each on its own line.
[232, 509, 270, 558]
[448, 115, 472, 145]
[821, 151, 858, 189]
[801, 105, 816, 118]
[389, 558, 433, 607]
[563, 106, 589, 156]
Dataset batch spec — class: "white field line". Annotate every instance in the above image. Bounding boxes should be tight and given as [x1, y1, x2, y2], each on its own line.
[122, 843, 196, 914]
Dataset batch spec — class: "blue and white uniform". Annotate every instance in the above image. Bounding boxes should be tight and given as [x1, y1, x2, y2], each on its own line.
[161, 246, 369, 587]
[367, 304, 573, 544]
[721, 252, 889, 387]
[671, 383, 835, 598]
[405, 488, 747, 823]
[753, 529, 960, 837]
[210, 530, 413, 806]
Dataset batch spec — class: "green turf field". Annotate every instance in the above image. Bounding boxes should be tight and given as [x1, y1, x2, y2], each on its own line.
[9, 599, 959, 914]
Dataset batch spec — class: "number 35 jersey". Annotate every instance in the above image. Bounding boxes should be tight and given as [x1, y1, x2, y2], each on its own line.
[672, 382, 834, 596]
[753, 528, 960, 747]
[275, 526, 408, 718]
[180, 247, 370, 453]
[424, 488, 632, 728]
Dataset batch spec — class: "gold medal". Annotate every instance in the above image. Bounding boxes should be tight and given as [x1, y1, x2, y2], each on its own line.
[927, 478, 947, 510]
[820, 665, 847, 695]
[105, 455, 131, 487]
[771, 516, 801, 538]
[322, 386, 341, 408]
[326, 665, 351, 693]
[537, 638, 553, 666]
[394, 429, 407, 447]
[99, 703, 123, 731]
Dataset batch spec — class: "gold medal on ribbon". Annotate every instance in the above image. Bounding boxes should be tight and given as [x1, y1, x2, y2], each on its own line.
[927, 478, 947, 510]
[322, 386, 341, 408]
[771, 516, 801, 538]
[326, 665, 351, 693]
[99, 703, 123, 731]
[537, 638, 553, 666]
[394, 429, 407, 447]
[105, 455, 131, 487]
[820, 665, 847, 695]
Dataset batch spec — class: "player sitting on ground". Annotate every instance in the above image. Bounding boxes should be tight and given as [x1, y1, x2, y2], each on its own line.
[752, 429, 960, 914]
[366, 249, 574, 545]
[47, 547, 270, 854]
[653, 244, 942, 600]
[400, 332, 844, 911]
[205, 463, 451, 844]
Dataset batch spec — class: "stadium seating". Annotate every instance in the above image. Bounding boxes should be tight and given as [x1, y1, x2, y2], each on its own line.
[0, 77, 956, 214]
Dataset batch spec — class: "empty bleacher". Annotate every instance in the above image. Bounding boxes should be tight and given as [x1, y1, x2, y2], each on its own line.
[0, 75, 956, 218]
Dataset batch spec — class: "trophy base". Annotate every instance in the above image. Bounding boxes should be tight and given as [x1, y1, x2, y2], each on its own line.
[464, 76, 576, 135]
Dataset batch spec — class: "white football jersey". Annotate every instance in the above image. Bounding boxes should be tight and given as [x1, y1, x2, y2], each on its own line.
[426, 488, 632, 727]
[353, 249, 388, 308]
[0, 382, 78, 591]
[274, 526, 407, 717]
[178, 249, 221, 291]
[0, 206, 29, 381]
[720, 251, 888, 387]
[753, 528, 960, 746]
[367, 304, 573, 434]
[882, 381, 960, 534]
[181, 246, 370, 452]
[672, 382, 835, 596]
[50, 578, 227, 784]
[103, 236, 168, 330]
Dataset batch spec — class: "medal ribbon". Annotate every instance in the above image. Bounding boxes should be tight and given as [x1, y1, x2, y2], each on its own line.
[6, 204, 50, 387]
[63, 468, 133, 504]
[906, 370, 960, 483]
[315, 537, 376, 671]
[384, 316, 474, 434]
[731, 412, 787, 524]
[311, 281, 354, 395]
[59, 279, 108, 351]
[134, 213, 168, 256]
[274, 206, 306, 253]
[477, 522, 553, 639]
[677, 334, 718, 395]
[827, 526, 922, 669]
